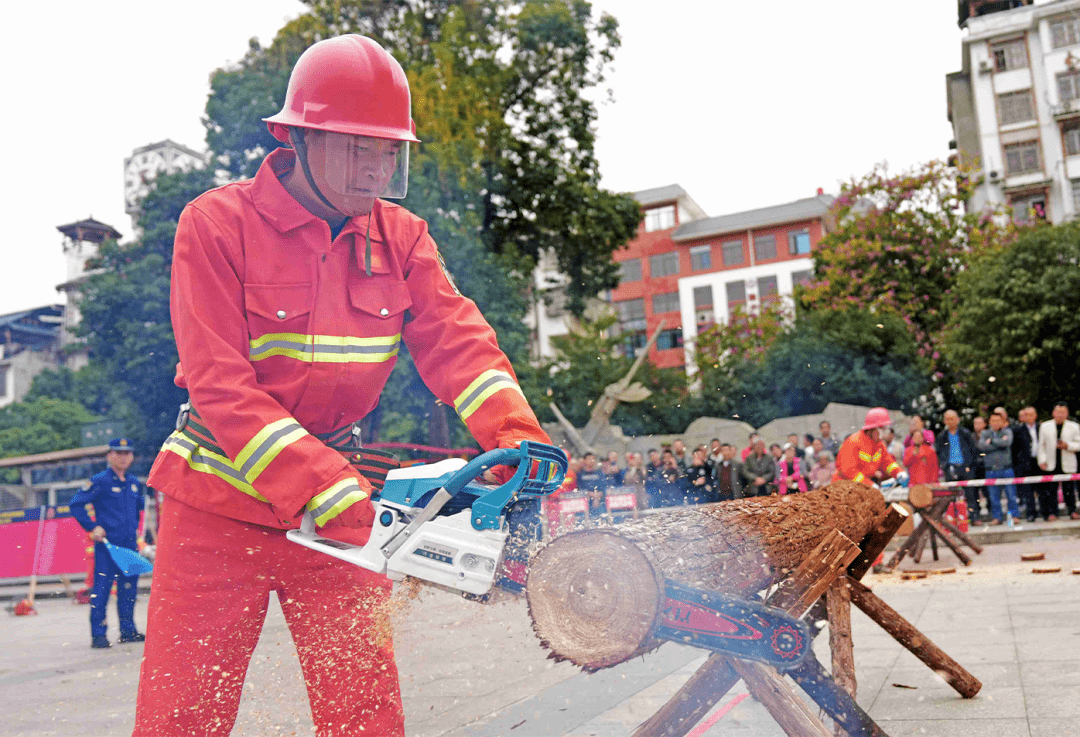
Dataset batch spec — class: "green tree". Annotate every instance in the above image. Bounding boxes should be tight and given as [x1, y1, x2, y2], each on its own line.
[517, 315, 695, 436]
[0, 397, 98, 459]
[75, 167, 217, 451]
[943, 220, 1080, 414]
[798, 161, 1022, 416]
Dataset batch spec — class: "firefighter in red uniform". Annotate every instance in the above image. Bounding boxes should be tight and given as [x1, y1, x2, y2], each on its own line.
[833, 408, 909, 487]
[132, 35, 551, 737]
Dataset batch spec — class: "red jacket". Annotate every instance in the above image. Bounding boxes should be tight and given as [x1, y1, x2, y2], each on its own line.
[148, 148, 548, 533]
[833, 431, 901, 486]
[903, 443, 940, 485]
[777, 457, 807, 494]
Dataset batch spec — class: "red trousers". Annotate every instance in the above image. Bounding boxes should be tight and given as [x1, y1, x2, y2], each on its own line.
[132, 497, 403, 736]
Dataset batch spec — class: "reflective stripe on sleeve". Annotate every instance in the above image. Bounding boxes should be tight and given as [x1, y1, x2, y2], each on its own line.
[886, 462, 901, 474]
[161, 433, 270, 502]
[249, 332, 401, 363]
[307, 478, 368, 526]
[858, 451, 872, 462]
[235, 418, 309, 482]
[852, 472, 867, 484]
[454, 369, 526, 421]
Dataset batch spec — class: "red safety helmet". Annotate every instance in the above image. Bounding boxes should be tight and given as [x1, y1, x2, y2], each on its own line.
[264, 35, 420, 144]
[862, 407, 892, 431]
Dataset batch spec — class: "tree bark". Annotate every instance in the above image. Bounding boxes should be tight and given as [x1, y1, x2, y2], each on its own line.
[731, 659, 833, 737]
[827, 577, 856, 736]
[527, 482, 884, 671]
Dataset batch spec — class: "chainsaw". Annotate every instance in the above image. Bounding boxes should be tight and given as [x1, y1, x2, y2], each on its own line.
[287, 441, 567, 597]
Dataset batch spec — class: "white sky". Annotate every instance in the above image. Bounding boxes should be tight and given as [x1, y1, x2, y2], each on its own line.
[0, 0, 969, 317]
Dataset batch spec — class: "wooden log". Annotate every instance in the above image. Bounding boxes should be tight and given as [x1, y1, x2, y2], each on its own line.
[848, 578, 981, 698]
[922, 514, 972, 566]
[937, 516, 984, 555]
[730, 659, 833, 737]
[631, 530, 860, 737]
[528, 483, 884, 670]
[827, 577, 856, 702]
[908, 484, 934, 509]
[849, 503, 909, 581]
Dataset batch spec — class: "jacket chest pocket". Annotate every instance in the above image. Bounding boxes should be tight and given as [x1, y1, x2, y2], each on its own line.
[245, 284, 314, 362]
[345, 278, 412, 364]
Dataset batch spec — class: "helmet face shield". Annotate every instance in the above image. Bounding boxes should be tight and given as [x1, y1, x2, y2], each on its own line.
[321, 132, 409, 199]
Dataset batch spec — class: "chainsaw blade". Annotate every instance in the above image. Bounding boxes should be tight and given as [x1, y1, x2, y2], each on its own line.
[657, 580, 811, 670]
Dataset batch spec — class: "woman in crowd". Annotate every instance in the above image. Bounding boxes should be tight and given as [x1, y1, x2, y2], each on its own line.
[778, 443, 807, 494]
[808, 450, 836, 489]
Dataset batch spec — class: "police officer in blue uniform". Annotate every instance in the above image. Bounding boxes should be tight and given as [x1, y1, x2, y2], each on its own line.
[70, 438, 147, 648]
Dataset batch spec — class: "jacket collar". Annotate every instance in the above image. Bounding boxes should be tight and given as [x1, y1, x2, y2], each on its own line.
[251, 149, 388, 248]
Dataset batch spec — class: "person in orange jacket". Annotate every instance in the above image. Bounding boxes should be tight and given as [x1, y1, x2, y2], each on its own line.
[833, 408, 907, 487]
[903, 428, 940, 485]
[132, 35, 550, 737]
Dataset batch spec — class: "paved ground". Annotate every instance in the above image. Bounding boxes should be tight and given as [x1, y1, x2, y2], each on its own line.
[2, 534, 1078, 736]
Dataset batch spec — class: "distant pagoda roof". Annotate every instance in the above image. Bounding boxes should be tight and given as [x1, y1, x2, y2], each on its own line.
[56, 218, 121, 243]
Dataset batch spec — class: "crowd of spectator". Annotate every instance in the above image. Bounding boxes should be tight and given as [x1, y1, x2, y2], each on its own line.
[545, 404, 1080, 527]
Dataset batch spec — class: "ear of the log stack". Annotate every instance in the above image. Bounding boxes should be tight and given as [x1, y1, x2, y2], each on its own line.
[526, 529, 667, 671]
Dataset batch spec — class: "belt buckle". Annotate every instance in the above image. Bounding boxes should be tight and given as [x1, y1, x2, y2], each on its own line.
[175, 402, 191, 431]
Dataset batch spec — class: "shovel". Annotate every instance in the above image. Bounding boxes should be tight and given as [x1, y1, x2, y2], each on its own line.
[102, 539, 153, 576]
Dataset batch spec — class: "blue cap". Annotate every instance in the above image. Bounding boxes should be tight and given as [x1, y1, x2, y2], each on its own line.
[108, 437, 135, 452]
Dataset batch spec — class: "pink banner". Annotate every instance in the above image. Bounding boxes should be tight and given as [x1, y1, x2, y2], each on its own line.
[605, 493, 637, 511]
[0, 514, 88, 579]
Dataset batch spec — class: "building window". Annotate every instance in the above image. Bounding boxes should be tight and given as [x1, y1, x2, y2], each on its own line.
[653, 292, 680, 314]
[649, 252, 679, 277]
[1065, 123, 1080, 156]
[1072, 179, 1080, 213]
[0, 365, 7, 398]
[643, 205, 676, 232]
[689, 245, 711, 271]
[991, 38, 1027, 71]
[1051, 16, 1080, 49]
[725, 280, 746, 307]
[619, 258, 642, 283]
[753, 234, 777, 261]
[656, 328, 683, 351]
[615, 298, 646, 332]
[757, 275, 778, 301]
[1059, 70, 1080, 103]
[693, 285, 713, 310]
[620, 330, 647, 359]
[1011, 194, 1046, 222]
[792, 269, 814, 287]
[997, 89, 1034, 125]
[787, 230, 811, 255]
[1004, 141, 1041, 175]
[722, 240, 744, 266]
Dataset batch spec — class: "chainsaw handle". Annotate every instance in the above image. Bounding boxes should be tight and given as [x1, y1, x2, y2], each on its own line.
[441, 446, 524, 498]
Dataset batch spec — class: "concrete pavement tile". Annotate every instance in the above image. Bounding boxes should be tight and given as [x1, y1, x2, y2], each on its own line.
[886, 661, 1020, 690]
[873, 718, 1030, 736]
[906, 627, 1014, 646]
[916, 609, 1012, 631]
[1013, 627, 1080, 661]
[869, 685, 1027, 720]
[893, 642, 1017, 669]
[1018, 659, 1080, 688]
[1029, 718, 1080, 736]
[1020, 687, 1080, 718]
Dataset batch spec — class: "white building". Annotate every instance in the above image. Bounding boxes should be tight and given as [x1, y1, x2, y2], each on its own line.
[948, 0, 1080, 222]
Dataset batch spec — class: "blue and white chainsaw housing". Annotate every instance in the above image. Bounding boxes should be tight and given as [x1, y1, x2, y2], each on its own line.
[287, 442, 566, 596]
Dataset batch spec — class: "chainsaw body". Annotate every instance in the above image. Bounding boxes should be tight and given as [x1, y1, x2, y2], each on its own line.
[287, 441, 566, 596]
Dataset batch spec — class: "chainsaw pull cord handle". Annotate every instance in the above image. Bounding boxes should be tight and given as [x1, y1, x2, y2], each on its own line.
[379, 446, 524, 560]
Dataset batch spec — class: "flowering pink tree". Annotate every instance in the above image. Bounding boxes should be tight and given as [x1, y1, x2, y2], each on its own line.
[797, 161, 1023, 415]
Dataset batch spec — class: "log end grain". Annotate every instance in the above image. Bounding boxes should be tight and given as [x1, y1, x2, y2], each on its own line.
[526, 529, 665, 671]
[907, 484, 934, 509]
[1020, 553, 1045, 562]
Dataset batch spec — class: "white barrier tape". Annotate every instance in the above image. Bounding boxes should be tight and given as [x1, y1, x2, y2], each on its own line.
[934, 472, 1080, 489]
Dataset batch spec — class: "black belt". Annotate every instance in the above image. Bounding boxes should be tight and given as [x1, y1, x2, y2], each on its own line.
[175, 403, 399, 491]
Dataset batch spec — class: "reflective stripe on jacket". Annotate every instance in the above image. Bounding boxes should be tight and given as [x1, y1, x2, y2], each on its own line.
[833, 431, 901, 486]
[147, 148, 548, 532]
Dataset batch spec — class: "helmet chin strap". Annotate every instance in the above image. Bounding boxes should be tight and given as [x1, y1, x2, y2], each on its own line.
[289, 127, 344, 215]
[289, 127, 374, 276]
